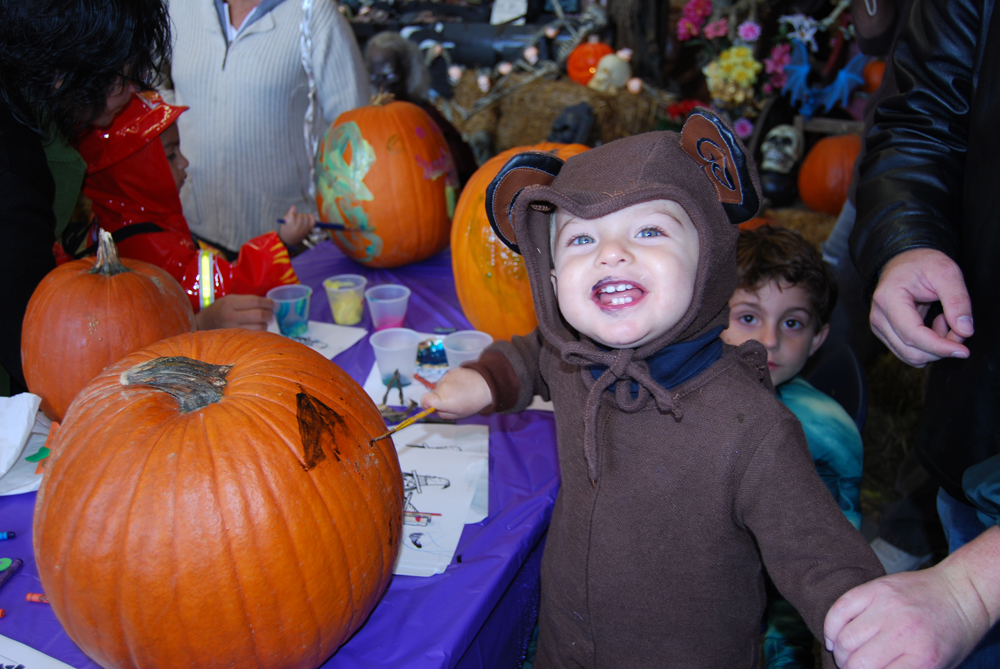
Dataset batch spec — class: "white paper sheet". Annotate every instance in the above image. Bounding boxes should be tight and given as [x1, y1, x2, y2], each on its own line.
[0, 394, 48, 496]
[391, 423, 490, 577]
[0, 634, 75, 669]
[363, 363, 554, 412]
[267, 320, 366, 358]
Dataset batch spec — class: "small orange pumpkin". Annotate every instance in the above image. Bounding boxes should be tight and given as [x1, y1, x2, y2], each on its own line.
[862, 59, 886, 94]
[34, 329, 403, 669]
[316, 94, 458, 268]
[451, 142, 589, 341]
[797, 134, 862, 216]
[21, 230, 195, 421]
[567, 41, 615, 86]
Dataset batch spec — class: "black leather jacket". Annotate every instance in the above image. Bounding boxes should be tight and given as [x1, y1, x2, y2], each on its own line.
[850, 0, 1000, 515]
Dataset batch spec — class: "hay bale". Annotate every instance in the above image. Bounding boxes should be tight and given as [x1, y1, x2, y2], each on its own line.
[763, 206, 838, 250]
[446, 71, 661, 152]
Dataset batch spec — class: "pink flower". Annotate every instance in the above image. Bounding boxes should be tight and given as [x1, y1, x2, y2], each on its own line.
[733, 118, 754, 139]
[683, 0, 713, 21]
[703, 18, 729, 40]
[737, 20, 761, 42]
[677, 18, 699, 41]
[764, 43, 791, 74]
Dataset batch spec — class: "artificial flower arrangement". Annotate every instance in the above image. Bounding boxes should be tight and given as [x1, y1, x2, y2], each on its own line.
[673, 0, 869, 135]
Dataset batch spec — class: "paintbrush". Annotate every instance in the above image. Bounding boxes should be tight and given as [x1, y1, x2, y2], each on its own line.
[372, 406, 437, 443]
[276, 218, 348, 231]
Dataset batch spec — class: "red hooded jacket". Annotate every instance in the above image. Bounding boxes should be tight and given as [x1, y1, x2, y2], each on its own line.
[74, 92, 298, 311]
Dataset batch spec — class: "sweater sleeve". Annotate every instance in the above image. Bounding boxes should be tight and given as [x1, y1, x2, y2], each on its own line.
[311, 0, 368, 125]
[737, 416, 884, 669]
[850, 0, 982, 298]
[463, 329, 549, 414]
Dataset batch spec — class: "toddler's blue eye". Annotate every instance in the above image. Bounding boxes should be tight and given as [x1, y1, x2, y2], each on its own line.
[637, 228, 663, 238]
[569, 235, 594, 245]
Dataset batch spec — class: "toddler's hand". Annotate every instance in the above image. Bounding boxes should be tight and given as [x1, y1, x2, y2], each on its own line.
[420, 367, 492, 419]
[196, 294, 274, 330]
[279, 205, 317, 247]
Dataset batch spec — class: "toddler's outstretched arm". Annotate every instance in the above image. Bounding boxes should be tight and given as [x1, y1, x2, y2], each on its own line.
[420, 367, 493, 419]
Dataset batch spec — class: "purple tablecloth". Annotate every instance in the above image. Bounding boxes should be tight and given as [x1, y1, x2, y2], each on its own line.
[0, 241, 559, 669]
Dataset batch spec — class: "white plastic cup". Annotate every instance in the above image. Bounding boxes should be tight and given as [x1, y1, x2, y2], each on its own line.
[323, 274, 367, 325]
[443, 330, 494, 367]
[267, 284, 312, 337]
[365, 284, 411, 330]
[370, 327, 422, 386]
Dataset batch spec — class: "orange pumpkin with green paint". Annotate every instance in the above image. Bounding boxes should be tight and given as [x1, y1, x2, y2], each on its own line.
[451, 142, 589, 341]
[316, 95, 458, 268]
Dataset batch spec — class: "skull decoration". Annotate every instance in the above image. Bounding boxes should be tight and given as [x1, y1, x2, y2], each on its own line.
[587, 54, 632, 94]
[760, 124, 803, 174]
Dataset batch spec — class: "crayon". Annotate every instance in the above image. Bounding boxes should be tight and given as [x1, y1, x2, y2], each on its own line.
[26, 593, 49, 604]
[0, 558, 22, 591]
[0, 531, 14, 540]
[0, 609, 5, 618]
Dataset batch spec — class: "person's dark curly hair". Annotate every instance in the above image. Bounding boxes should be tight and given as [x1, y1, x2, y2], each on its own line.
[0, 0, 170, 141]
[735, 224, 839, 326]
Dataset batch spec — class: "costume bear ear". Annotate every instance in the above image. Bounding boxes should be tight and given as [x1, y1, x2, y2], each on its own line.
[485, 151, 565, 254]
[680, 108, 761, 225]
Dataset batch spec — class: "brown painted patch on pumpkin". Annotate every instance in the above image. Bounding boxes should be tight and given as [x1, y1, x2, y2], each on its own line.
[296, 390, 349, 470]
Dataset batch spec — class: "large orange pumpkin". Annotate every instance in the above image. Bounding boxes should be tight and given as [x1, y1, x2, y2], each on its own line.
[316, 95, 458, 268]
[34, 329, 403, 669]
[797, 134, 862, 216]
[21, 230, 195, 421]
[567, 41, 615, 85]
[451, 142, 589, 341]
[862, 59, 886, 94]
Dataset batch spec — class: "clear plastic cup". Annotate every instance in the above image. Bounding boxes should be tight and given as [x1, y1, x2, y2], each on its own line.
[443, 330, 494, 367]
[365, 284, 411, 331]
[323, 274, 367, 325]
[370, 328, 422, 386]
[267, 284, 311, 338]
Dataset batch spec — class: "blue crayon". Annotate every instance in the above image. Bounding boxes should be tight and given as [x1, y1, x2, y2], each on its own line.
[0, 531, 14, 540]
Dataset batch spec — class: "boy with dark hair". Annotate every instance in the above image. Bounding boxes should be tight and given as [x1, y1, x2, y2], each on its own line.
[421, 110, 881, 668]
[722, 224, 864, 668]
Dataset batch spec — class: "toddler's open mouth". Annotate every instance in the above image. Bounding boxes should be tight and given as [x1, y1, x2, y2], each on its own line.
[592, 279, 646, 308]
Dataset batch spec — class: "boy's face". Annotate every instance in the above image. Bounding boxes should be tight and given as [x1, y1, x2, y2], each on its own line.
[160, 123, 189, 191]
[550, 200, 700, 349]
[721, 281, 829, 386]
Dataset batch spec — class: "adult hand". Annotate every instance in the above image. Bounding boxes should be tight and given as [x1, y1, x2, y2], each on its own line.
[870, 248, 974, 367]
[196, 294, 274, 330]
[825, 526, 1000, 669]
[420, 367, 493, 420]
[278, 205, 317, 248]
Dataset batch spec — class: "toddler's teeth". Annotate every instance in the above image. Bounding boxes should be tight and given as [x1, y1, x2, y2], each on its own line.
[626, 284, 633, 289]
[616, 284, 626, 291]
[624, 296, 632, 303]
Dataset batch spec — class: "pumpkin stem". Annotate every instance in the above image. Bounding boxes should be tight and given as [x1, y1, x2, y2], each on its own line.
[370, 91, 395, 106]
[121, 356, 232, 412]
[90, 229, 131, 276]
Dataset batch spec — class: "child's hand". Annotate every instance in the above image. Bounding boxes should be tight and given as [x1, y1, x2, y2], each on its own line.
[196, 294, 274, 330]
[420, 367, 493, 420]
[279, 205, 317, 247]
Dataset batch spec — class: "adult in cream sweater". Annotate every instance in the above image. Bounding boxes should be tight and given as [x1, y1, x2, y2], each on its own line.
[166, 0, 368, 252]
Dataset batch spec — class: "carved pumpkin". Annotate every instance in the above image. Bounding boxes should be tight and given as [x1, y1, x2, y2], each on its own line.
[21, 230, 195, 422]
[316, 94, 458, 268]
[797, 134, 862, 216]
[33, 329, 403, 669]
[451, 142, 589, 341]
[567, 41, 615, 85]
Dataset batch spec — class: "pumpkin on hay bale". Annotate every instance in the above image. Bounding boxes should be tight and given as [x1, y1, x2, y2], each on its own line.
[21, 230, 196, 422]
[316, 93, 458, 268]
[451, 142, 589, 341]
[797, 134, 862, 217]
[33, 329, 403, 669]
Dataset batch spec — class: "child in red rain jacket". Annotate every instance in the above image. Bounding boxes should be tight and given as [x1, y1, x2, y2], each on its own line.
[72, 91, 315, 329]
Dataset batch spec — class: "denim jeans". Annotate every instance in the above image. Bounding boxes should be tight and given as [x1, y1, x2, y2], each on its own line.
[937, 488, 1000, 668]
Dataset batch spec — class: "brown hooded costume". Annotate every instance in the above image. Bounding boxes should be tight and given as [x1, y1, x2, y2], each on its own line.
[466, 110, 883, 668]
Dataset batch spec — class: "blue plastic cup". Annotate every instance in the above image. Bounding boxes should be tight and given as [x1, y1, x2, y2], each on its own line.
[267, 284, 312, 338]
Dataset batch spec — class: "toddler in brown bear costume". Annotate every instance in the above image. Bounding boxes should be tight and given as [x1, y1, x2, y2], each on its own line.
[422, 109, 883, 668]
